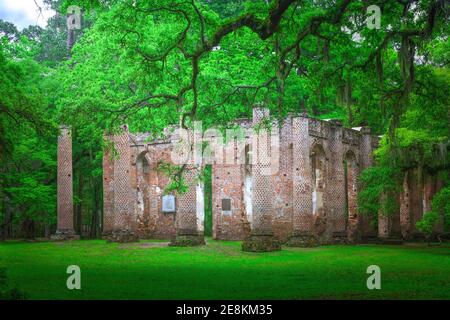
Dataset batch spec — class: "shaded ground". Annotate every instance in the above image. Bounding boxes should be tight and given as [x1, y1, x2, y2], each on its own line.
[0, 239, 449, 299]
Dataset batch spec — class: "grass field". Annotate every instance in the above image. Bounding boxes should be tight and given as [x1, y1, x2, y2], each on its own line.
[0, 239, 449, 300]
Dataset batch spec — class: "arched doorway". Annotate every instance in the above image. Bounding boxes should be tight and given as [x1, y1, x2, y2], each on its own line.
[311, 144, 327, 217]
[135, 152, 151, 236]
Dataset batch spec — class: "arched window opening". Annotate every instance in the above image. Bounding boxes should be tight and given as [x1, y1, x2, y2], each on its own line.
[135, 152, 151, 234]
[311, 145, 326, 216]
[136, 153, 150, 181]
[244, 144, 252, 166]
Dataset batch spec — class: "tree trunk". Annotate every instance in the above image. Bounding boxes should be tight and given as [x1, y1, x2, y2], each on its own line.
[89, 148, 99, 239]
[75, 170, 83, 234]
[23, 219, 35, 240]
[3, 195, 12, 239]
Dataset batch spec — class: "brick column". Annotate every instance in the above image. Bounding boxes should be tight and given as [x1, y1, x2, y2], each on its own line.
[271, 116, 293, 242]
[170, 128, 205, 246]
[378, 209, 389, 238]
[378, 193, 390, 239]
[170, 165, 205, 246]
[422, 174, 434, 214]
[242, 107, 281, 251]
[327, 120, 347, 242]
[52, 126, 79, 240]
[346, 153, 359, 242]
[107, 125, 139, 242]
[287, 116, 318, 246]
[378, 211, 402, 240]
[359, 127, 377, 238]
[102, 134, 114, 237]
[399, 172, 412, 239]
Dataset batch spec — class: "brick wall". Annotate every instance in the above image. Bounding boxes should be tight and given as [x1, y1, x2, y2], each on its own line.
[130, 142, 176, 239]
[94, 108, 440, 243]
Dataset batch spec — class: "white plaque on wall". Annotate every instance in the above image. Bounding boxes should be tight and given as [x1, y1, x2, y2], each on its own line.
[221, 198, 232, 216]
[162, 195, 176, 213]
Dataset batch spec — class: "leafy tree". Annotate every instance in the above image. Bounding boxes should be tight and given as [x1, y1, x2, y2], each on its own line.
[0, 0, 449, 238]
[416, 182, 450, 238]
[0, 31, 56, 239]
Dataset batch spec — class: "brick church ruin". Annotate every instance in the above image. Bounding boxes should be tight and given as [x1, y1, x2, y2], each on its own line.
[53, 108, 444, 251]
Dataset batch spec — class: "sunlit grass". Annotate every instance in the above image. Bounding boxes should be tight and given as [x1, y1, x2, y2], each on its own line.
[0, 239, 449, 299]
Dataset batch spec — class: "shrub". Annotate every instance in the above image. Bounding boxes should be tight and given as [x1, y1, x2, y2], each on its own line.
[416, 185, 450, 238]
[357, 166, 401, 225]
[0, 268, 27, 300]
[416, 211, 440, 237]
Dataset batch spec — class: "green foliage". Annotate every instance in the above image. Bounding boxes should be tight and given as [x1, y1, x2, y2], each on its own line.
[0, 268, 27, 300]
[375, 128, 448, 169]
[359, 65, 449, 228]
[357, 166, 401, 221]
[418, 184, 450, 234]
[0, 31, 58, 238]
[156, 161, 189, 195]
[416, 211, 440, 237]
[0, 39, 55, 156]
[203, 165, 212, 236]
[434, 185, 450, 232]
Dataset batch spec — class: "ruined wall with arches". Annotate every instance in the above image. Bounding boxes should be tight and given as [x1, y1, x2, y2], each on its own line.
[55, 108, 445, 244]
[96, 108, 382, 244]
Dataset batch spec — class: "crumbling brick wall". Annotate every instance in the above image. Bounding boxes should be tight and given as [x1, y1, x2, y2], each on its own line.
[55, 108, 442, 243]
[99, 110, 388, 242]
[397, 169, 445, 239]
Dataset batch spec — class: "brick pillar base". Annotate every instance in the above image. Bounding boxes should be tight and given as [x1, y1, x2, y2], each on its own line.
[51, 229, 80, 241]
[242, 232, 281, 252]
[346, 222, 361, 244]
[169, 231, 205, 247]
[105, 230, 139, 243]
[101, 230, 113, 239]
[287, 231, 319, 247]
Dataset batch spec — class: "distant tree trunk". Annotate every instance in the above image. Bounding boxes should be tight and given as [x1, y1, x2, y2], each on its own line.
[2, 195, 12, 239]
[89, 148, 99, 239]
[22, 219, 35, 240]
[312, 104, 319, 116]
[75, 170, 83, 234]
[44, 223, 50, 238]
[99, 178, 104, 236]
[299, 100, 307, 114]
[344, 77, 354, 125]
[90, 184, 99, 239]
[1, 196, 5, 241]
[67, 23, 75, 57]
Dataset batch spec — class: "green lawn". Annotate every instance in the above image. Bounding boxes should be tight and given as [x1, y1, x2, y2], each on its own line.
[0, 239, 449, 299]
